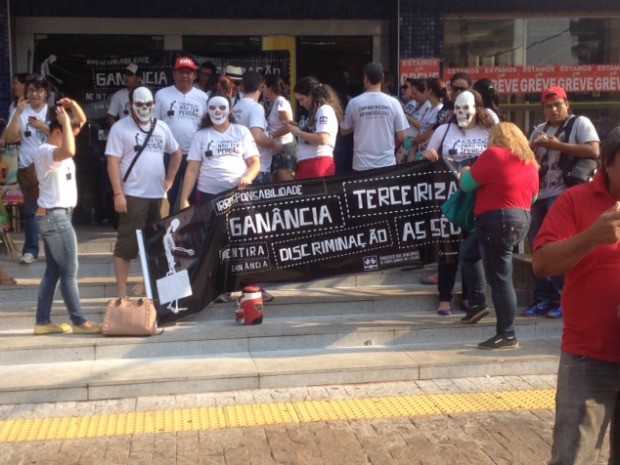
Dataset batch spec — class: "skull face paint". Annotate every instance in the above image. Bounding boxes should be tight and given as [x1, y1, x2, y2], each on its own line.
[208, 96, 230, 125]
[454, 91, 476, 128]
[131, 87, 154, 123]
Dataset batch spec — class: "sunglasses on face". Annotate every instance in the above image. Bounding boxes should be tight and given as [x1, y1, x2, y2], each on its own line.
[209, 105, 228, 111]
[134, 101, 154, 108]
[451, 85, 468, 93]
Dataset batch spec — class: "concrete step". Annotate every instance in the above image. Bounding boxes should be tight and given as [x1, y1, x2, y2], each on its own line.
[0, 337, 561, 404]
[1, 254, 142, 279]
[0, 297, 562, 366]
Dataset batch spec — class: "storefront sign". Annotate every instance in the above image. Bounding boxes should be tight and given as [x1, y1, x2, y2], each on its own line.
[400, 58, 441, 83]
[140, 160, 462, 323]
[446, 64, 620, 94]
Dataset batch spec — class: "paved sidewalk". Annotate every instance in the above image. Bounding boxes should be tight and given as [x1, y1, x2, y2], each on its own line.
[0, 375, 610, 465]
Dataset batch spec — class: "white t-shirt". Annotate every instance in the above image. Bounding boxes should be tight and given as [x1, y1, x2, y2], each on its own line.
[187, 124, 259, 195]
[427, 122, 490, 168]
[296, 104, 339, 162]
[530, 115, 600, 199]
[107, 88, 131, 120]
[419, 102, 443, 137]
[153, 86, 208, 154]
[266, 96, 294, 145]
[105, 117, 180, 199]
[341, 92, 409, 171]
[8, 105, 49, 168]
[233, 97, 272, 173]
[35, 143, 77, 209]
[405, 100, 430, 138]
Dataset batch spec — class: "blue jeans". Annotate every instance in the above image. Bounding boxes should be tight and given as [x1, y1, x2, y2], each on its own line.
[17, 176, 39, 257]
[529, 196, 563, 304]
[459, 230, 486, 308]
[476, 209, 530, 337]
[550, 352, 620, 465]
[35, 208, 87, 326]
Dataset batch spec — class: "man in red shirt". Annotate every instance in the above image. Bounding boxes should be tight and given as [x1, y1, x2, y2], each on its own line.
[533, 126, 620, 464]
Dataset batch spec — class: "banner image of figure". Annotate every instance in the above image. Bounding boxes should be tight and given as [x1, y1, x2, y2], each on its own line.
[140, 159, 462, 323]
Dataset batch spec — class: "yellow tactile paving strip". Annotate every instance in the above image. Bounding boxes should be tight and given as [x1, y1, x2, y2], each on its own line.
[0, 389, 556, 443]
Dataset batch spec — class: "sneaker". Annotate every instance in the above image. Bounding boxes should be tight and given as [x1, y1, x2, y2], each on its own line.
[460, 305, 490, 324]
[522, 298, 551, 317]
[547, 306, 563, 319]
[215, 292, 232, 303]
[20, 253, 37, 264]
[34, 323, 71, 335]
[261, 289, 274, 303]
[478, 334, 519, 350]
[72, 321, 102, 334]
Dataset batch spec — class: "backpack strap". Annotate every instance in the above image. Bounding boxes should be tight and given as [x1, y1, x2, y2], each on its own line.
[123, 119, 158, 183]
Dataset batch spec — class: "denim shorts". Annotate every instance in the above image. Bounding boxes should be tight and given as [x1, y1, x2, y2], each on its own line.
[271, 151, 297, 173]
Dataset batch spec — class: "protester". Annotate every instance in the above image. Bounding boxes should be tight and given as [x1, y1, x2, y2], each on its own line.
[233, 71, 282, 184]
[340, 62, 408, 171]
[224, 65, 244, 105]
[397, 78, 430, 163]
[4, 74, 51, 264]
[106, 86, 182, 299]
[262, 73, 296, 181]
[196, 61, 217, 92]
[459, 122, 539, 348]
[419, 72, 473, 286]
[0, 72, 27, 160]
[423, 90, 495, 316]
[180, 92, 259, 205]
[153, 57, 208, 214]
[106, 63, 142, 127]
[473, 78, 503, 122]
[284, 76, 343, 179]
[525, 85, 600, 319]
[33, 99, 102, 335]
[532, 126, 620, 464]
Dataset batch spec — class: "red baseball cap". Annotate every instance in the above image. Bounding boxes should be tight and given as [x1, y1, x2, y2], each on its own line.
[174, 57, 197, 71]
[541, 86, 567, 103]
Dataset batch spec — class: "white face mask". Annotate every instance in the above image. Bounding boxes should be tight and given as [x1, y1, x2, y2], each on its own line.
[208, 96, 230, 125]
[132, 87, 154, 123]
[454, 91, 476, 128]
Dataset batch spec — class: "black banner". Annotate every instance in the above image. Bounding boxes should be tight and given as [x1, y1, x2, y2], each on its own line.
[141, 160, 462, 323]
[33, 51, 291, 122]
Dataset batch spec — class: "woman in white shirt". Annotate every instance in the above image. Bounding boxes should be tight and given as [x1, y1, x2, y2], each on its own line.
[262, 74, 296, 182]
[284, 77, 343, 180]
[180, 93, 260, 208]
[33, 100, 101, 335]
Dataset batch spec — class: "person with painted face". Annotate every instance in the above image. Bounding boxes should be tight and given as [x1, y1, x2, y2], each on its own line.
[5, 74, 53, 264]
[153, 57, 208, 214]
[106, 86, 182, 299]
[459, 122, 539, 349]
[180, 93, 260, 208]
[423, 90, 495, 317]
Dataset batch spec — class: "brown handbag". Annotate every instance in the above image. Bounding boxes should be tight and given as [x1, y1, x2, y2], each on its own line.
[17, 164, 39, 203]
[102, 298, 158, 337]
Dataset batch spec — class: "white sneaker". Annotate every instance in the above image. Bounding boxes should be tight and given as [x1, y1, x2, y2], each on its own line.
[20, 253, 36, 264]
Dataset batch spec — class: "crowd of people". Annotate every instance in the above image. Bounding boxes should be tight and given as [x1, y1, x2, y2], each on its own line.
[2, 57, 620, 463]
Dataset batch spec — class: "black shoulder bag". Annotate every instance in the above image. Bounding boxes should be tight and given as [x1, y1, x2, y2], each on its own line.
[123, 119, 158, 183]
[543, 115, 597, 187]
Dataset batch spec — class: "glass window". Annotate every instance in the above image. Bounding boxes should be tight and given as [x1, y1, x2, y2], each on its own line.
[444, 16, 620, 138]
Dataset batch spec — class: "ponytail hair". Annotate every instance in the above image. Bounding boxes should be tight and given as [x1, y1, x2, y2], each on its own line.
[263, 74, 285, 96]
[294, 76, 343, 122]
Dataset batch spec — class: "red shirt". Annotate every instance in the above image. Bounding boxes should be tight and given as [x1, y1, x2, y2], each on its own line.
[534, 172, 620, 363]
[469, 147, 539, 217]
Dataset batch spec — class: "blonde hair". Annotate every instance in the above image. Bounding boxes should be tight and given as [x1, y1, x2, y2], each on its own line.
[488, 122, 539, 169]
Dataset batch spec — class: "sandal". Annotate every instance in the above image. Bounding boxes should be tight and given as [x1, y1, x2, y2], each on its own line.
[0, 276, 17, 286]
